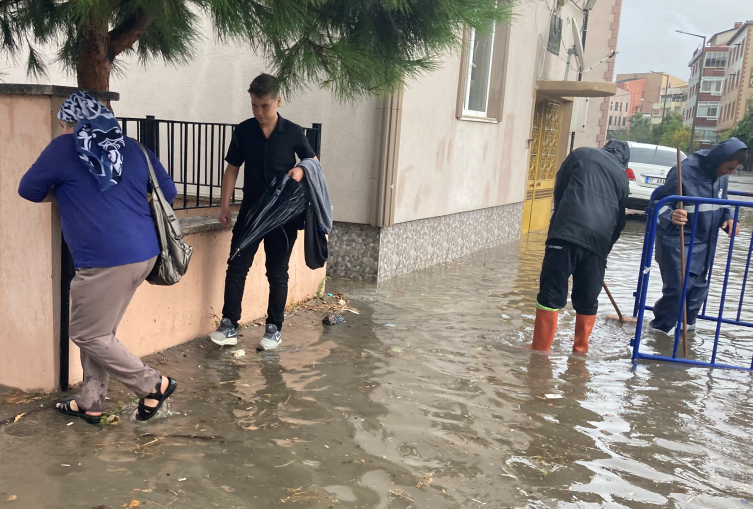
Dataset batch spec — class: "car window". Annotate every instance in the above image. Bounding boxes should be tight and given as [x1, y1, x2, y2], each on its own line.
[630, 146, 686, 167]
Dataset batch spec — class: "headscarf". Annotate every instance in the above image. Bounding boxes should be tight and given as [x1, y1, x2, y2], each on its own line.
[58, 92, 125, 192]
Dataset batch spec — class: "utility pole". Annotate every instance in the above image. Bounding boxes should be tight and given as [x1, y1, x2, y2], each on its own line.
[569, 2, 593, 153]
[661, 73, 669, 122]
[677, 30, 706, 152]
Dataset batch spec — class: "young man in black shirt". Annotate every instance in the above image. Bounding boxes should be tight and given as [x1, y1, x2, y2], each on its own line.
[209, 74, 317, 350]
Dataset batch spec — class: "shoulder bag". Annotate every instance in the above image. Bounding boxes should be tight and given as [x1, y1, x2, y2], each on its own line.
[137, 141, 193, 285]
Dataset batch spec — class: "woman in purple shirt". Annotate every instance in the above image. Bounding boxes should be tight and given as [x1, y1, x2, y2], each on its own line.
[19, 92, 179, 424]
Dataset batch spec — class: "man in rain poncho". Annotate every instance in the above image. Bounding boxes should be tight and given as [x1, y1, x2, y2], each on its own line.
[531, 140, 630, 353]
[649, 138, 749, 334]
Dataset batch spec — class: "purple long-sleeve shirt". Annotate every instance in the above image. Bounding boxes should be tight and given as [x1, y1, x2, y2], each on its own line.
[19, 135, 177, 269]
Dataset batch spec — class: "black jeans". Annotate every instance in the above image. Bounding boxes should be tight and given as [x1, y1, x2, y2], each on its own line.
[537, 240, 606, 315]
[222, 205, 299, 330]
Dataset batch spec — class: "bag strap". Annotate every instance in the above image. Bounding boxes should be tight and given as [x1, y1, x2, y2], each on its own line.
[136, 140, 162, 194]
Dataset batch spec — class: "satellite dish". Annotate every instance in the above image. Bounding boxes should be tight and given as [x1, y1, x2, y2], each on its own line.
[571, 19, 585, 72]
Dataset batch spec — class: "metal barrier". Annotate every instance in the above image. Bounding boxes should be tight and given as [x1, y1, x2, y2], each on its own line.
[117, 116, 322, 210]
[631, 191, 753, 371]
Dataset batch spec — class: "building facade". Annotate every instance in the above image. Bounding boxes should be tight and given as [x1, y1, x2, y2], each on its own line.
[717, 21, 753, 136]
[683, 26, 740, 147]
[616, 72, 686, 120]
[684, 46, 729, 146]
[1, 2, 622, 282]
[608, 86, 632, 131]
[651, 86, 688, 124]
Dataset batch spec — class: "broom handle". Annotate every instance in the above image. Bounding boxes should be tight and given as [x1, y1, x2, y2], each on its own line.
[602, 282, 623, 321]
[677, 148, 689, 357]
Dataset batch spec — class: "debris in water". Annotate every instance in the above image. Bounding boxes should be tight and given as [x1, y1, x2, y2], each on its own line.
[233, 350, 246, 359]
[383, 323, 397, 327]
[67, 422, 74, 426]
[389, 490, 413, 501]
[5, 495, 17, 503]
[61, 464, 70, 467]
[391, 347, 404, 353]
[344, 308, 360, 314]
[544, 394, 563, 399]
[322, 314, 345, 325]
[178, 478, 186, 482]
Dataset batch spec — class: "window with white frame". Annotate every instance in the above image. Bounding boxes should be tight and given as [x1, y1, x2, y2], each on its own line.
[695, 127, 717, 143]
[463, 27, 495, 116]
[700, 77, 724, 95]
[705, 52, 728, 68]
[697, 101, 719, 118]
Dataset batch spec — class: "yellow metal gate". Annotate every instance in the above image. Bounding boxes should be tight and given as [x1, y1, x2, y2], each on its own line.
[522, 100, 563, 234]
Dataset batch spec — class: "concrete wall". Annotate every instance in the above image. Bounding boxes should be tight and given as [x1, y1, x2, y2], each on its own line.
[578, 0, 620, 148]
[0, 94, 58, 391]
[393, 0, 613, 224]
[0, 15, 378, 225]
[66, 221, 325, 385]
[0, 91, 325, 391]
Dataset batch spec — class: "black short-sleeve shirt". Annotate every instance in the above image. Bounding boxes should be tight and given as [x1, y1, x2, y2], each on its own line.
[225, 114, 316, 204]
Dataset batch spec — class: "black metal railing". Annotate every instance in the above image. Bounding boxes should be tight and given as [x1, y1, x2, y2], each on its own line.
[118, 116, 322, 210]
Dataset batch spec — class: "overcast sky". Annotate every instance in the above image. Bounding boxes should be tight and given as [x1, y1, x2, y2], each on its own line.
[614, 0, 751, 81]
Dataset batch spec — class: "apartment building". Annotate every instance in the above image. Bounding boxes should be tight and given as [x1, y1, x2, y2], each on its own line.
[717, 21, 753, 136]
[684, 26, 737, 147]
[608, 86, 632, 130]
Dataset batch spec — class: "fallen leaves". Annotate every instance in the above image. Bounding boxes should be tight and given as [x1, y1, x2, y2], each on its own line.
[121, 501, 139, 509]
[280, 487, 337, 504]
[5, 495, 17, 503]
[13, 413, 25, 423]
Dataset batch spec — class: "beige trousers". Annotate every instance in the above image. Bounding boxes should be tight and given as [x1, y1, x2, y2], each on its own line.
[69, 257, 161, 412]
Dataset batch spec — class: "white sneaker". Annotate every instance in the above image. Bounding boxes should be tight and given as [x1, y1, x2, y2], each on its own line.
[257, 324, 282, 351]
[209, 318, 238, 346]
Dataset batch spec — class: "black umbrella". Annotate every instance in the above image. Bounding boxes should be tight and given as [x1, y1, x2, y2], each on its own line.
[229, 175, 306, 261]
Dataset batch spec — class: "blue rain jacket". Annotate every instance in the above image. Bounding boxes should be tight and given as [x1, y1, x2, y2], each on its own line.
[650, 138, 747, 275]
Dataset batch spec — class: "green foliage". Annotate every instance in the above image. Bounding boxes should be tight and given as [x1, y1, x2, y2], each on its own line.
[0, 0, 514, 97]
[607, 112, 691, 153]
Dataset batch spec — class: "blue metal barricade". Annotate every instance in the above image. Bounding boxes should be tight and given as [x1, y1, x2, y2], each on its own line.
[631, 192, 753, 371]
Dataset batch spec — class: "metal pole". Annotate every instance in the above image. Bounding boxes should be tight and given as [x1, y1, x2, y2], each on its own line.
[661, 73, 669, 122]
[689, 37, 706, 152]
[570, 7, 589, 153]
[676, 148, 689, 357]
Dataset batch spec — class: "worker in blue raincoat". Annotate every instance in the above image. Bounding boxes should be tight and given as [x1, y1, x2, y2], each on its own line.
[649, 138, 749, 334]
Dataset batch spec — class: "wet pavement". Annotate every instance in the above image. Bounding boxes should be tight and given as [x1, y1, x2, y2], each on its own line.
[3, 198, 753, 508]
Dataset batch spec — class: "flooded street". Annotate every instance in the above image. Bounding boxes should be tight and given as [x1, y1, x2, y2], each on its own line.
[2, 197, 753, 508]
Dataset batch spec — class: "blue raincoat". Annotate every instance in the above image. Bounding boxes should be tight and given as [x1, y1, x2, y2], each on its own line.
[649, 138, 748, 331]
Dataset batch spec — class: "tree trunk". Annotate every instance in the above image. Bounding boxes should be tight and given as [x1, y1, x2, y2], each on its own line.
[76, 20, 112, 93]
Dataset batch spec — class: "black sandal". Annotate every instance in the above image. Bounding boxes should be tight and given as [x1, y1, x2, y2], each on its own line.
[55, 398, 102, 425]
[136, 377, 178, 422]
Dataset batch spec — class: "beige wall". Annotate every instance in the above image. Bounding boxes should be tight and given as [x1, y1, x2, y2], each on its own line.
[0, 92, 325, 391]
[717, 25, 753, 133]
[393, 0, 615, 223]
[66, 227, 325, 385]
[0, 94, 58, 391]
[576, 0, 619, 148]
[0, 15, 378, 225]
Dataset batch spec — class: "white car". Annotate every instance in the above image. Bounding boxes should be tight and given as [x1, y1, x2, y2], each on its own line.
[625, 142, 687, 212]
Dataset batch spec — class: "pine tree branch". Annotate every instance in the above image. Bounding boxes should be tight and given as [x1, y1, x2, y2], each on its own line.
[108, 9, 151, 57]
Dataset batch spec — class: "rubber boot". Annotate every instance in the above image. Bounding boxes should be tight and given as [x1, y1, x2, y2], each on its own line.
[531, 307, 558, 351]
[573, 314, 596, 353]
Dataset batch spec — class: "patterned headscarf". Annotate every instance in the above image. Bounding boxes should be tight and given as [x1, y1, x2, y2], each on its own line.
[58, 92, 125, 192]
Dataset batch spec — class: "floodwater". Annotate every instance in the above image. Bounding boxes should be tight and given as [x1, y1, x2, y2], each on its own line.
[2, 209, 753, 508]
